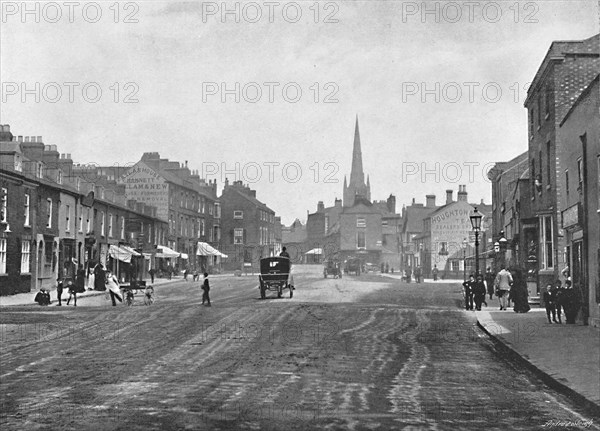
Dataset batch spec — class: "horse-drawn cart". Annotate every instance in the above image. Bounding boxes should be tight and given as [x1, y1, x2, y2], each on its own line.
[259, 257, 294, 299]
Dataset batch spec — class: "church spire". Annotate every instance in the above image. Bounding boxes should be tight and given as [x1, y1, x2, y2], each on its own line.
[349, 115, 364, 186]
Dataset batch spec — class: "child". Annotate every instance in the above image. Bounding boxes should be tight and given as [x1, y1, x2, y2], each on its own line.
[543, 284, 557, 324]
[55, 278, 64, 306]
[201, 273, 211, 306]
[144, 285, 155, 305]
[34, 288, 51, 306]
[66, 279, 77, 306]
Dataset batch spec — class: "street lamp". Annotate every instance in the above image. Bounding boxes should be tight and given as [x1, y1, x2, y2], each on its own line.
[462, 238, 468, 281]
[470, 207, 483, 277]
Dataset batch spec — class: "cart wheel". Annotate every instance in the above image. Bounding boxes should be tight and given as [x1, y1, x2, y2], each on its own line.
[278, 287, 282, 298]
[260, 286, 266, 299]
[289, 285, 293, 298]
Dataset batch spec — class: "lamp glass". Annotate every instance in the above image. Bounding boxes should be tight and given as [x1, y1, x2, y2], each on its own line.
[470, 208, 482, 230]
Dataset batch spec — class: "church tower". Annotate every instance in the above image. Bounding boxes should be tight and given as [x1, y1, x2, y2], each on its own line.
[343, 116, 371, 207]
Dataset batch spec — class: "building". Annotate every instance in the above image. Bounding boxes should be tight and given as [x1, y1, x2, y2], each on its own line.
[400, 195, 438, 273]
[305, 117, 401, 268]
[219, 179, 280, 271]
[524, 33, 600, 295]
[557, 74, 600, 327]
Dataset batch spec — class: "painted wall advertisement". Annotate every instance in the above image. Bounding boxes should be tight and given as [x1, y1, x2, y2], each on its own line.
[120, 162, 169, 222]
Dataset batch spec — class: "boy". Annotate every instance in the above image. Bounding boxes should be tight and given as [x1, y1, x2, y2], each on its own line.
[201, 273, 211, 306]
[543, 284, 557, 324]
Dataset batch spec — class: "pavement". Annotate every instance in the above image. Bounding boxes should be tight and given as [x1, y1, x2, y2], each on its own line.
[475, 304, 600, 415]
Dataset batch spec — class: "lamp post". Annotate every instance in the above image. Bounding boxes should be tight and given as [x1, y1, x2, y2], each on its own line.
[498, 230, 507, 269]
[470, 208, 483, 277]
[463, 238, 468, 281]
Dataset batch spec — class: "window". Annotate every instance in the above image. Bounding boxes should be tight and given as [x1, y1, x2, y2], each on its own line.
[65, 205, 71, 232]
[14, 154, 22, 172]
[24, 193, 30, 226]
[544, 86, 551, 117]
[531, 158, 536, 198]
[100, 211, 105, 237]
[234, 228, 244, 244]
[598, 156, 600, 209]
[529, 108, 534, 136]
[215, 203, 221, 219]
[357, 231, 366, 249]
[356, 217, 366, 228]
[451, 260, 459, 272]
[108, 214, 113, 237]
[209, 203, 213, 215]
[57, 170, 63, 184]
[234, 211, 243, 219]
[201, 198, 205, 213]
[214, 225, 221, 242]
[76, 177, 81, 191]
[565, 170, 569, 200]
[37, 164, 44, 178]
[200, 219, 205, 236]
[540, 216, 554, 269]
[78, 211, 83, 232]
[324, 216, 329, 234]
[86, 208, 91, 233]
[0, 238, 6, 274]
[120, 217, 125, 239]
[577, 158, 583, 191]
[21, 241, 30, 273]
[0, 188, 7, 223]
[537, 95, 541, 127]
[538, 150, 543, 187]
[46, 199, 53, 228]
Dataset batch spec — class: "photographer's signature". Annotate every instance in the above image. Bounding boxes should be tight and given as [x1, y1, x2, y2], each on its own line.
[542, 419, 595, 428]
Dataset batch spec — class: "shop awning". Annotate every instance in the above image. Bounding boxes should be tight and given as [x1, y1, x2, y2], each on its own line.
[305, 248, 323, 255]
[196, 242, 228, 258]
[109, 245, 139, 263]
[180, 253, 189, 260]
[156, 245, 180, 258]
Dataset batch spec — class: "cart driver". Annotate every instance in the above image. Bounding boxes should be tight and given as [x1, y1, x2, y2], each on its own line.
[279, 247, 290, 259]
[279, 247, 294, 290]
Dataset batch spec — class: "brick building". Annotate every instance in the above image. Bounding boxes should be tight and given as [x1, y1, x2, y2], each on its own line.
[557, 74, 599, 327]
[219, 179, 280, 271]
[523, 33, 600, 294]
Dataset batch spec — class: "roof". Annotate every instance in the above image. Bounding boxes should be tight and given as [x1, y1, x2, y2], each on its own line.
[403, 205, 437, 233]
[560, 74, 600, 126]
[224, 186, 274, 213]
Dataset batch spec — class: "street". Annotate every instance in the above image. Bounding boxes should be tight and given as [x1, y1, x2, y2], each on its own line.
[1, 265, 597, 430]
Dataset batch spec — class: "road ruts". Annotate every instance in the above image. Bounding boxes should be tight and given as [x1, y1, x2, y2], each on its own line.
[1, 270, 598, 430]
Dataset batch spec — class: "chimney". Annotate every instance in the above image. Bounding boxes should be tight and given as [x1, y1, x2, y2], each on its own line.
[457, 185, 468, 202]
[334, 198, 342, 208]
[412, 198, 415, 205]
[480, 198, 484, 205]
[317, 201, 324, 212]
[446, 189, 453, 204]
[426, 194, 436, 208]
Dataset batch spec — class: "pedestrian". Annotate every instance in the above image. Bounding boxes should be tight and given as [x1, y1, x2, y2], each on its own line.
[385, 262, 389, 273]
[76, 264, 86, 295]
[406, 266, 412, 283]
[105, 270, 123, 306]
[473, 274, 487, 310]
[201, 272, 211, 306]
[149, 268, 155, 284]
[554, 280, 564, 324]
[94, 263, 106, 291]
[562, 280, 580, 324]
[432, 265, 438, 281]
[167, 264, 173, 280]
[510, 268, 530, 313]
[193, 270, 199, 282]
[381, 262, 385, 273]
[34, 288, 51, 306]
[484, 267, 495, 300]
[66, 279, 78, 306]
[543, 284, 557, 324]
[184, 268, 189, 281]
[494, 266, 513, 310]
[55, 278, 64, 306]
[462, 274, 475, 310]
[414, 266, 422, 283]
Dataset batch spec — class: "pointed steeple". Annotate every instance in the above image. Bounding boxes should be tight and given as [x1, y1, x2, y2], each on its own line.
[349, 116, 364, 186]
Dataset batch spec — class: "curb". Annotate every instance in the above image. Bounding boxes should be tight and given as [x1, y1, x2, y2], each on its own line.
[476, 318, 600, 417]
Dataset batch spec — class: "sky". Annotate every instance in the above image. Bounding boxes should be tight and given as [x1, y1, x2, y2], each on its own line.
[1, 0, 598, 225]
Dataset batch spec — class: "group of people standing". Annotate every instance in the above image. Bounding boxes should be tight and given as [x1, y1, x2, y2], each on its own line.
[543, 279, 580, 325]
[462, 266, 531, 313]
[402, 266, 422, 283]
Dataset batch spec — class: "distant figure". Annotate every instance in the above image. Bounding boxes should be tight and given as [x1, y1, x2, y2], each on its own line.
[66, 279, 78, 306]
[94, 263, 106, 291]
[414, 266, 422, 283]
[494, 267, 513, 310]
[462, 274, 475, 311]
[484, 267, 495, 300]
[279, 247, 290, 259]
[405, 267, 412, 283]
[432, 265, 438, 281]
[381, 263, 385, 273]
[510, 268, 530, 313]
[201, 273, 211, 306]
[55, 278, 64, 306]
[562, 280, 580, 324]
[554, 280, 565, 324]
[34, 288, 51, 306]
[76, 264, 86, 294]
[105, 270, 123, 306]
[543, 284, 557, 324]
[473, 274, 487, 311]
[148, 268, 155, 284]
[183, 268, 189, 281]
[167, 264, 173, 280]
[385, 262, 389, 273]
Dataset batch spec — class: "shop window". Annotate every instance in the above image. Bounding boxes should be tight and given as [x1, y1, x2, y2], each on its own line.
[21, 241, 30, 273]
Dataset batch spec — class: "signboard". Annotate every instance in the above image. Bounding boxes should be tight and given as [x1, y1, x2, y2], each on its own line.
[120, 162, 169, 222]
[561, 203, 581, 229]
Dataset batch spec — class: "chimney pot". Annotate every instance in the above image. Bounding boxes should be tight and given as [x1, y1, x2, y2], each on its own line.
[446, 190, 453, 204]
[426, 194, 436, 207]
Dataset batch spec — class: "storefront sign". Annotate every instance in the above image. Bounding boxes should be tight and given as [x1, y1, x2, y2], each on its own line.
[561, 204, 581, 229]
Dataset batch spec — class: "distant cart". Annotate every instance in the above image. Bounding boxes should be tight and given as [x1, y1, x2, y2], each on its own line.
[324, 259, 342, 279]
[259, 257, 294, 299]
